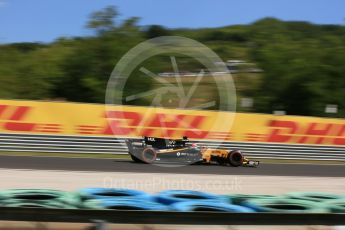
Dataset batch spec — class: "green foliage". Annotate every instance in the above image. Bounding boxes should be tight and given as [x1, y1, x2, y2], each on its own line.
[247, 18, 345, 116]
[0, 8, 344, 117]
[86, 5, 118, 34]
[145, 25, 170, 39]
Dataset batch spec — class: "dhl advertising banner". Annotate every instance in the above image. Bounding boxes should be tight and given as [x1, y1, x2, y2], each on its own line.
[1, 99, 345, 146]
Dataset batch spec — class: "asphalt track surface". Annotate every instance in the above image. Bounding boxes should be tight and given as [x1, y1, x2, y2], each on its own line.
[0, 155, 344, 177]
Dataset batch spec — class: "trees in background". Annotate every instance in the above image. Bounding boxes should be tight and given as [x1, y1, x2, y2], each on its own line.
[86, 5, 118, 35]
[0, 8, 344, 117]
[248, 18, 345, 116]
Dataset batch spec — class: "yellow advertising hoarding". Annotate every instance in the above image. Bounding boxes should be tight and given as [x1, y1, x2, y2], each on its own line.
[0, 99, 345, 146]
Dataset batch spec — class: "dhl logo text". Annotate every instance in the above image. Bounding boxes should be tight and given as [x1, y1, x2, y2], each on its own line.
[0, 105, 61, 133]
[78, 111, 232, 139]
[2, 102, 345, 146]
[267, 120, 345, 145]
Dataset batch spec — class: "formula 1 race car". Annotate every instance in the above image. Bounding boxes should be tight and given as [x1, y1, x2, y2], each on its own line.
[125, 136, 259, 167]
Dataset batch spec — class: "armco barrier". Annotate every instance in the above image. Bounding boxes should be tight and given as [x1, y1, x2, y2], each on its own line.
[0, 133, 345, 161]
[1, 207, 345, 226]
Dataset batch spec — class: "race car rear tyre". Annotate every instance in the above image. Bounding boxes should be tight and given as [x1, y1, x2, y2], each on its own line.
[130, 154, 145, 163]
[228, 150, 243, 167]
[142, 148, 157, 163]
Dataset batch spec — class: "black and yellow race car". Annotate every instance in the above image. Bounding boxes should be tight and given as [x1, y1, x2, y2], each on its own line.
[125, 136, 259, 167]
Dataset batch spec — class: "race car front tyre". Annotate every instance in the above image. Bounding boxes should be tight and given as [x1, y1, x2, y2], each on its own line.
[228, 150, 243, 167]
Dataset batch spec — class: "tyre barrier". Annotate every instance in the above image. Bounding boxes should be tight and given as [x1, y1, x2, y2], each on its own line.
[0, 189, 79, 209]
[243, 198, 328, 213]
[83, 199, 169, 211]
[77, 188, 151, 202]
[171, 200, 254, 212]
[323, 199, 345, 213]
[1, 201, 75, 209]
[228, 194, 276, 205]
[285, 192, 345, 202]
[0, 189, 343, 213]
[154, 190, 227, 205]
